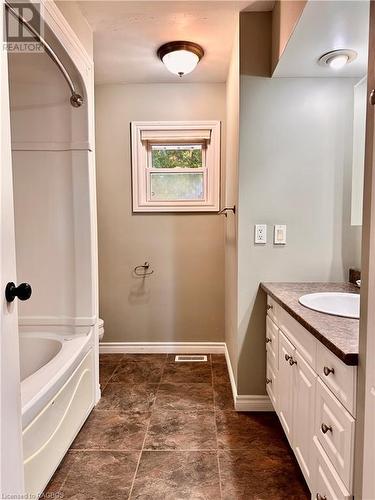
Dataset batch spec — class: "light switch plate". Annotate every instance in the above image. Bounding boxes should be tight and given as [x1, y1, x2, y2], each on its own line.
[255, 224, 267, 244]
[274, 225, 287, 245]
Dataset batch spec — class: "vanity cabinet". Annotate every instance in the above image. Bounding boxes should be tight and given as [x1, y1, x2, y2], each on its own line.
[265, 296, 356, 499]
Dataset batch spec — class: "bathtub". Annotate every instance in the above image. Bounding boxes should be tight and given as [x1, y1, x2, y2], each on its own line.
[20, 327, 96, 495]
[20, 328, 93, 427]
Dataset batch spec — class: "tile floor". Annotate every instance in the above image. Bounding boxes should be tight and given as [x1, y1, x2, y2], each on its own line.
[44, 354, 310, 499]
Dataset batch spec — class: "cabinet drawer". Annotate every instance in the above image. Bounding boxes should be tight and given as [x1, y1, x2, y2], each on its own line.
[315, 379, 355, 491]
[266, 354, 278, 410]
[317, 343, 356, 416]
[266, 316, 279, 368]
[267, 295, 279, 325]
[278, 306, 317, 370]
[312, 436, 351, 500]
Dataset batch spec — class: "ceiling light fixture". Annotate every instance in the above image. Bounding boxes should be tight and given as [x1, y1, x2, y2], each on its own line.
[318, 49, 357, 69]
[157, 41, 204, 77]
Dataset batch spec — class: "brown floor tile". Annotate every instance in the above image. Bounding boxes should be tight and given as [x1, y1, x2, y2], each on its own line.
[111, 360, 165, 384]
[212, 362, 231, 385]
[99, 364, 118, 389]
[144, 409, 217, 451]
[97, 382, 158, 412]
[131, 451, 221, 499]
[122, 353, 167, 363]
[214, 383, 235, 410]
[162, 360, 212, 384]
[99, 353, 124, 365]
[46, 353, 310, 499]
[219, 449, 310, 500]
[155, 382, 214, 411]
[59, 451, 139, 500]
[71, 409, 151, 451]
[216, 411, 287, 450]
[43, 451, 77, 495]
[211, 354, 226, 364]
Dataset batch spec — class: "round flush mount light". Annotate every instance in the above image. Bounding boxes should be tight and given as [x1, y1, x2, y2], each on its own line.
[318, 49, 357, 69]
[157, 41, 204, 77]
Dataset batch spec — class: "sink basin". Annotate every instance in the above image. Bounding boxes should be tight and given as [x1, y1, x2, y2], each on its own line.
[299, 292, 360, 319]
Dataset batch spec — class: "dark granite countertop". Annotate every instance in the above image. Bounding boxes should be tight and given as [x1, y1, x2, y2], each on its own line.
[260, 282, 359, 366]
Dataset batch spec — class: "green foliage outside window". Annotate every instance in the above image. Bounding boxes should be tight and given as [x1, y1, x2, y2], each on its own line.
[151, 145, 202, 168]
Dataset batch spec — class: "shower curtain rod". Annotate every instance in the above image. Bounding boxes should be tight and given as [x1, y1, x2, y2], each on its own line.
[5, 1, 83, 108]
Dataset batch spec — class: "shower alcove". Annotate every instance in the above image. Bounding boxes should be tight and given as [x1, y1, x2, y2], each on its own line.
[7, 2, 99, 495]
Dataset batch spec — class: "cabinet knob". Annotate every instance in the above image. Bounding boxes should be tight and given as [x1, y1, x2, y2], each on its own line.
[267, 304, 273, 311]
[289, 357, 297, 366]
[265, 337, 272, 344]
[285, 354, 291, 362]
[323, 366, 335, 377]
[321, 423, 333, 434]
[266, 378, 272, 385]
[316, 494, 327, 500]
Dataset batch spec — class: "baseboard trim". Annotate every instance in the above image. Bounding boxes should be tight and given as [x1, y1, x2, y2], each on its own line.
[224, 345, 238, 405]
[235, 395, 274, 411]
[99, 341, 226, 354]
[224, 345, 274, 412]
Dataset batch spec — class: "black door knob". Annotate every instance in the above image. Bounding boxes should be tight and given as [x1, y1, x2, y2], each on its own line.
[5, 282, 32, 302]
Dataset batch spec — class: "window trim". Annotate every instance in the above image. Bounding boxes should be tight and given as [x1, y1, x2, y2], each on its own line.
[131, 121, 221, 212]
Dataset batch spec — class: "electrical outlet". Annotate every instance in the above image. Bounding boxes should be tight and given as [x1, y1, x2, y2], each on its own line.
[255, 224, 267, 244]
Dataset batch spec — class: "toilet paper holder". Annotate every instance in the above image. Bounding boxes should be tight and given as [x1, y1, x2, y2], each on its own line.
[134, 262, 154, 277]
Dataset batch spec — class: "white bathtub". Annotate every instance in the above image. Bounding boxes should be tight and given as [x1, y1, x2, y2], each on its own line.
[20, 328, 93, 427]
[20, 327, 96, 495]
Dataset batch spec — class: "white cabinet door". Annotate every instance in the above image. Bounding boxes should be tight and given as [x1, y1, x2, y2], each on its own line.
[266, 354, 278, 409]
[266, 316, 279, 368]
[278, 331, 295, 443]
[0, 2, 24, 493]
[293, 349, 317, 489]
[312, 437, 351, 500]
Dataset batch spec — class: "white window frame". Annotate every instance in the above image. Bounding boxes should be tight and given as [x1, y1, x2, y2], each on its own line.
[131, 121, 221, 212]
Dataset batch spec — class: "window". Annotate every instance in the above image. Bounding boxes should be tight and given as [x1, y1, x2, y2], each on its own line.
[131, 121, 221, 212]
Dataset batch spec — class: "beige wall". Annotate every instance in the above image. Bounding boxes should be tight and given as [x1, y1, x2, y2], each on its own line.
[237, 76, 361, 395]
[271, 0, 307, 73]
[224, 21, 240, 381]
[95, 83, 226, 343]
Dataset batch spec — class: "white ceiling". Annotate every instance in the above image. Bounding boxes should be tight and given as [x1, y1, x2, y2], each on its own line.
[77, 1, 274, 84]
[274, 0, 370, 78]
